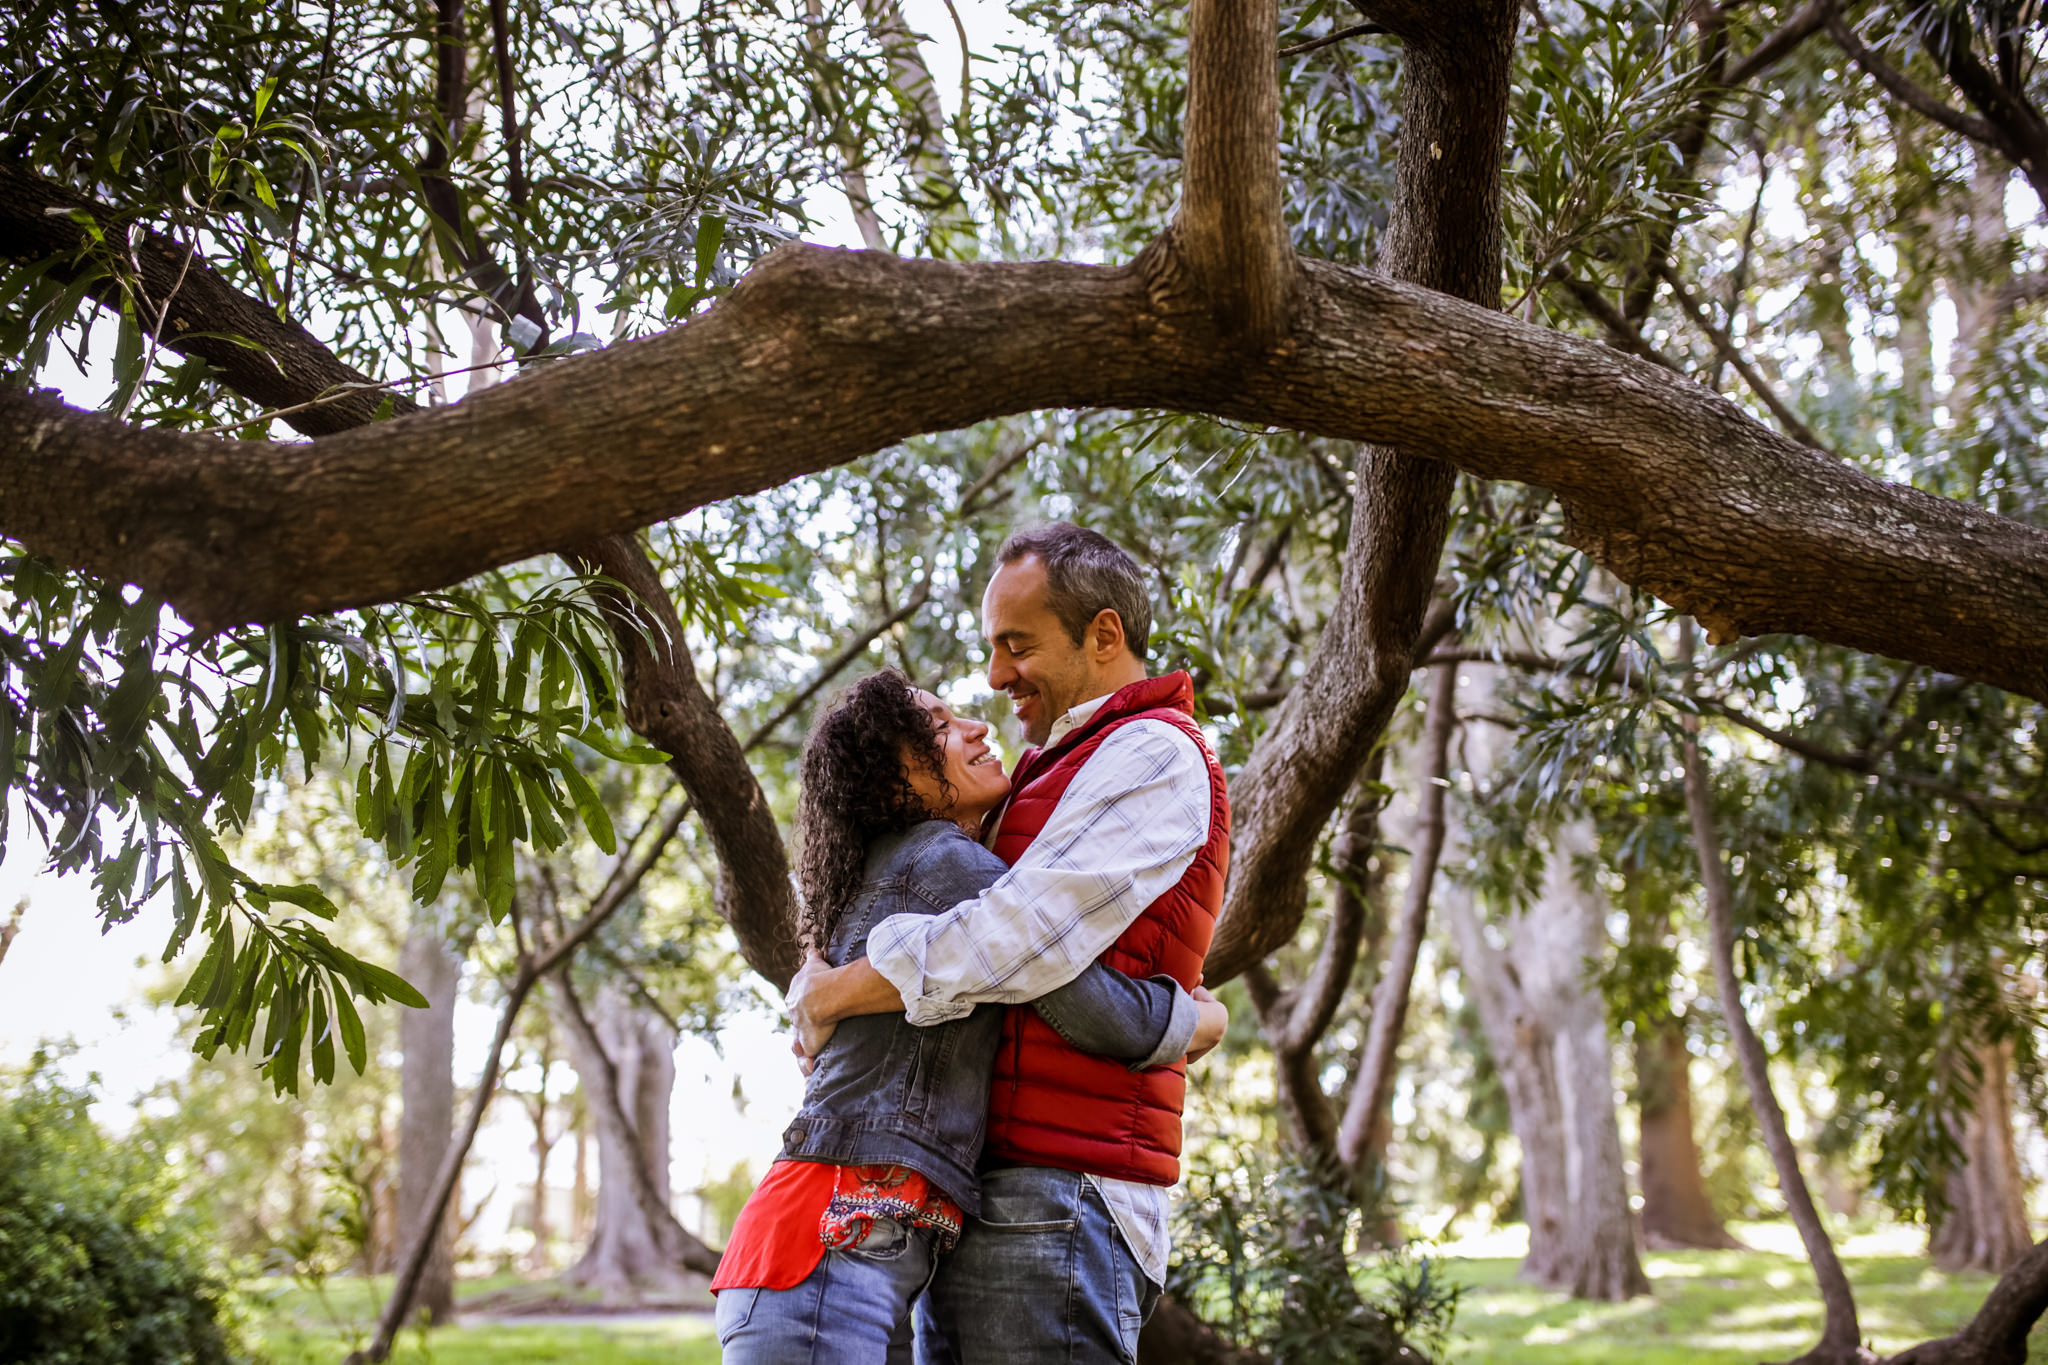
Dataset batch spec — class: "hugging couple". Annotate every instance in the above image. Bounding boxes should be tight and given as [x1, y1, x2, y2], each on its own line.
[710, 522, 1234, 1363]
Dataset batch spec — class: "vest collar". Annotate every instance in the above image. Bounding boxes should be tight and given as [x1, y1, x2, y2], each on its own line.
[1033, 671, 1194, 760]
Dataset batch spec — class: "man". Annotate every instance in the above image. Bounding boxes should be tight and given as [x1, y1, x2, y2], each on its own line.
[787, 522, 1231, 1364]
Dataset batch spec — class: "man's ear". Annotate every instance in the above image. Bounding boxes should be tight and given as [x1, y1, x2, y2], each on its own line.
[1088, 608, 1127, 662]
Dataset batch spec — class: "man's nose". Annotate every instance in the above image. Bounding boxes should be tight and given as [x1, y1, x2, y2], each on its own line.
[986, 652, 1015, 690]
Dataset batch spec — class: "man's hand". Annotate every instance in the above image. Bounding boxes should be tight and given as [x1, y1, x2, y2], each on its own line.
[787, 950, 840, 1071]
[1187, 984, 1228, 1064]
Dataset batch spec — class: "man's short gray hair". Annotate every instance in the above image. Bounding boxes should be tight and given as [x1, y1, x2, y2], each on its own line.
[996, 523, 1151, 661]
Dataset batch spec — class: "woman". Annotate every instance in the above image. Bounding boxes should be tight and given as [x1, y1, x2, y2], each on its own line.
[710, 670, 1226, 1363]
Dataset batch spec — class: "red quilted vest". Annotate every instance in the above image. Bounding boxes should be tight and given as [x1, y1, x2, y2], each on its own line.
[980, 671, 1231, 1185]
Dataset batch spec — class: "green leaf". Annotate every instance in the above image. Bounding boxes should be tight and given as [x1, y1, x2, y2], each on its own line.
[333, 984, 367, 1073]
[357, 960, 429, 1009]
[555, 758, 617, 854]
[694, 213, 727, 283]
[261, 881, 340, 920]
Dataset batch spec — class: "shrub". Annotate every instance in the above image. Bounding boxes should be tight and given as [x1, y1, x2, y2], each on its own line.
[1168, 1140, 1462, 1365]
[0, 1054, 253, 1365]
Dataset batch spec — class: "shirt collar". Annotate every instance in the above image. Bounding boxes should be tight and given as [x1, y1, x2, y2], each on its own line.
[1045, 692, 1114, 749]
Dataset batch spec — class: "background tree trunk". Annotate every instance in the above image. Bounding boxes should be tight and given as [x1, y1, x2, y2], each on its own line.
[1443, 667, 1648, 1301]
[1637, 1009, 1744, 1251]
[396, 922, 463, 1325]
[555, 981, 714, 1297]
[1931, 1038, 2033, 1274]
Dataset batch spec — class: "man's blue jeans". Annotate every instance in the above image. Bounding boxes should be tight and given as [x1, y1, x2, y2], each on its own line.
[715, 1216, 938, 1364]
[914, 1166, 1161, 1365]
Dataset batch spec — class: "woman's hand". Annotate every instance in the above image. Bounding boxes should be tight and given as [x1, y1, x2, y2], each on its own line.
[1187, 984, 1228, 1064]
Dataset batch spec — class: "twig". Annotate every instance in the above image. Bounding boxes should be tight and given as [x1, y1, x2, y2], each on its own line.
[0, 898, 24, 969]
[937, 0, 974, 148]
[1549, 270, 1680, 369]
[186, 356, 522, 435]
[1279, 21, 1387, 58]
[117, 228, 200, 424]
[1654, 260, 1827, 450]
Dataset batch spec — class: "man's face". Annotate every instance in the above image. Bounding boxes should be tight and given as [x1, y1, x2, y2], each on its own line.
[981, 555, 1097, 746]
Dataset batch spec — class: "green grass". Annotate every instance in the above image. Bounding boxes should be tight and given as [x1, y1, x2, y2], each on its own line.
[1444, 1225, 2032, 1363]
[247, 1274, 718, 1365]
[248, 1226, 2035, 1364]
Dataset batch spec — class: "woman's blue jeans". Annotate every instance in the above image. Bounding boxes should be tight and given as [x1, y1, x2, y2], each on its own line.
[714, 1216, 939, 1364]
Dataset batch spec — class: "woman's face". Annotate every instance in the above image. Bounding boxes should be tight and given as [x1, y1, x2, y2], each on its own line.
[905, 689, 1011, 825]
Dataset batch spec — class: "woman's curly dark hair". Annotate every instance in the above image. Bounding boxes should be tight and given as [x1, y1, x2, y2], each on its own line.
[796, 669, 955, 953]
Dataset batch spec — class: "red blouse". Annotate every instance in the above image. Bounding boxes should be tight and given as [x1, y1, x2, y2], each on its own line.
[709, 1160, 964, 1293]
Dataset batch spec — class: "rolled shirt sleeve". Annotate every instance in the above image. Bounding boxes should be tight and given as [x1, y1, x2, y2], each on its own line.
[865, 718, 1213, 1025]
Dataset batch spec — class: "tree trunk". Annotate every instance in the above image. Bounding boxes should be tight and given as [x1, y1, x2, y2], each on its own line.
[554, 979, 716, 1298]
[1637, 1009, 1744, 1251]
[1442, 668, 1648, 1301]
[396, 923, 462, 1325]
[1930, 1039, 2033, 1274]
[1682, 686, 1866, 1364]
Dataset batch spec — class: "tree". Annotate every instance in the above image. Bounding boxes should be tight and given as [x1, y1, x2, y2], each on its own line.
[9, 0, 2048, 1357]
[394, 912, 463, 1325]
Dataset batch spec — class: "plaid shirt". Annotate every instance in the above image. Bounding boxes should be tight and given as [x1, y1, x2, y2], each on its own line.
[866, 693, 1214, 1286]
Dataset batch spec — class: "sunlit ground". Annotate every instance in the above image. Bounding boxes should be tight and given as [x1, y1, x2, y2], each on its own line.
[252, 1224, 2034, 1364]
[1446, 1222, 2031, 1364]
[251, 1274, 718, 1365]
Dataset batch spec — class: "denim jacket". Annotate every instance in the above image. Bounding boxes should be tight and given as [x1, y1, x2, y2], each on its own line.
[778, 820, 1196, 1213]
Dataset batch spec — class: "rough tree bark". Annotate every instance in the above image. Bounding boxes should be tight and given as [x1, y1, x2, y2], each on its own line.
[1889, 1238, 2048, 1365]
[1681, 671, 1867, 1364]
[1929, 1038, 2033, 1275]
[1242, 758, 1386, 1165]
[552, 977, 718, 1297]
[11, 57, 2048, 706]
[395, 920, 462, 1326]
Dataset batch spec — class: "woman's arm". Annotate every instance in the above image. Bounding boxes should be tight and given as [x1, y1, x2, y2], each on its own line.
[1032, 965, 1200, 1070]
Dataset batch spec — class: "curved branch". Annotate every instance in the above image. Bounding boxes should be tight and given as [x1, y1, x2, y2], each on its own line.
[1826, 14, 2000, 146]
[572, 534, 803, 990]
[4, 241, 2048, 699]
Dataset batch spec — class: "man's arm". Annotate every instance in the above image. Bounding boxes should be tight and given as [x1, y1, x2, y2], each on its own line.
[786, 719, 1211, 1050]
[872, 721, 1211, 1019]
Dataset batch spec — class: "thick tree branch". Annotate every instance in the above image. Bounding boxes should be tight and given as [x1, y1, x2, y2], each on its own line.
[1207, 0, 1518, 983]
[1887, 1237, 2048, 1364]
[1177, 0, 1297, 344]
[572, 535, 803, 990]
[8, 243, 2048, 701]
